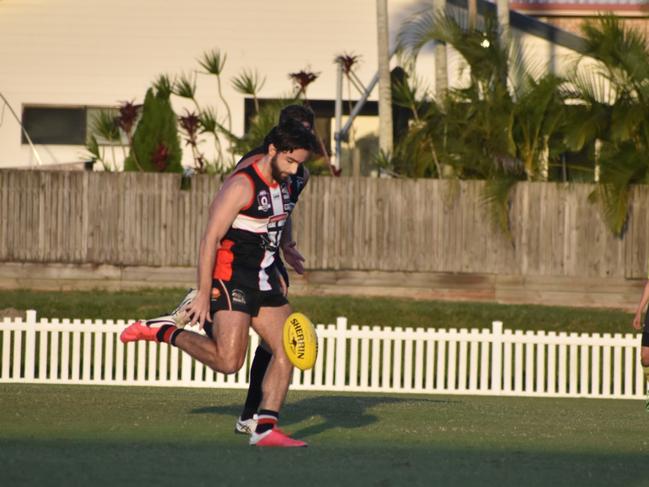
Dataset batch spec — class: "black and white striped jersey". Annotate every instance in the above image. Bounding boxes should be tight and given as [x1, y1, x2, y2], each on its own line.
[212, 160, 298, 291]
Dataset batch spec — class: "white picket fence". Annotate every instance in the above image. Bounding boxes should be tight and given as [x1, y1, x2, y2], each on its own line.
[0, 310, 644, 399]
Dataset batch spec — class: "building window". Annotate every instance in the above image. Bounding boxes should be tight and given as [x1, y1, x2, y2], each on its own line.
[21, 106, 87, 145]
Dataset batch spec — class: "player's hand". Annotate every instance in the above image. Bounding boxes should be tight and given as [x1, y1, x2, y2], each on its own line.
[185, 290, 212, 330]
[282, 241, 305, 275]
[633, 312, 643, 330]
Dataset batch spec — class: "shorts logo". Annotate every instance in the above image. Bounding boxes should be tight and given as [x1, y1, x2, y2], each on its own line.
[232, 289, 246, 305]
[211, 288, 221, 300]
[257, 190, 271, 212]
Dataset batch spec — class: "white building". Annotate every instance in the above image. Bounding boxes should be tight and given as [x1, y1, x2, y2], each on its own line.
[0, 0, 591, 170]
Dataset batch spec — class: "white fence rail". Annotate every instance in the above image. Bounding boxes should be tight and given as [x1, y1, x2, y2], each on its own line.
[0, 311, 644, 399]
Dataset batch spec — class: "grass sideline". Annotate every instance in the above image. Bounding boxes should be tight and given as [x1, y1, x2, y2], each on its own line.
[0, 288, 638, 334]
[1, 384, 648, 486]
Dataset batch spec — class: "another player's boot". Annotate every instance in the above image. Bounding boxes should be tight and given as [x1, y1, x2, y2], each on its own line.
[249, 428, 307, 447]
[119, 317, 177, 344]
[234, 415, 258, 435]
[170, 288, 197, 327]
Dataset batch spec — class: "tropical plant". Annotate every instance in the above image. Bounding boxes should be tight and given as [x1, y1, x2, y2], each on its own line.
[198, 48, 234, 166]
[563, 15, 649, 235]
[179, 110, 207, 172]
[124, 87, 182, 172]
[396, 9, 571, 235]
[289, 69, 319, 100]
[232, 69, 266, 113]
[86, 110, 121, 171]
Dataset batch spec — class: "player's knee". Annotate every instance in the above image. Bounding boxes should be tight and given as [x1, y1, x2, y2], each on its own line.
[219, 351, 246, 374]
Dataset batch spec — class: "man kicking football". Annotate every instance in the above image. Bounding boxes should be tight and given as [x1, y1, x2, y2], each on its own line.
[147, 104, 316, 435]
[121, 119, 316, 447]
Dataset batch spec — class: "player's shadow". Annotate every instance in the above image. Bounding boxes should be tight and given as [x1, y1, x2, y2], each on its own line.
[191, 395, 459, 439]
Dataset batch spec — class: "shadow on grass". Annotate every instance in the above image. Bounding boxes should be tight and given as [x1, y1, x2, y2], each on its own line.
[2, 438, 649, 487]
[191, 395, 460, 438]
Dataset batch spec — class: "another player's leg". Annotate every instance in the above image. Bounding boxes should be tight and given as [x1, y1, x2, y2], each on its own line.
[641, 314, 649, 411]
[641, 346, 649, 412]
[235, 341, 272, 435]
[249, 303, 305, 447]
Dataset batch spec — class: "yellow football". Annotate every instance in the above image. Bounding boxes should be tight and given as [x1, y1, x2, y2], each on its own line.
[282, 312, 318, 370]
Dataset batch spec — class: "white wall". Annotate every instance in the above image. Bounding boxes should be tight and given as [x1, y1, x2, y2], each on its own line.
[0, 0, 589, 169]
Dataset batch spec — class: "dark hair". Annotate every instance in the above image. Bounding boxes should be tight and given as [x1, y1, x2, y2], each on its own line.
[278, 104, 315, 129]
[263, 119, 317, 153]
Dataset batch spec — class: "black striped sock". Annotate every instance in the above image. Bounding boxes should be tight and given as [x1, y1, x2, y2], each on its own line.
[241, 346, 272, 420]
[255, 409, 278, 434]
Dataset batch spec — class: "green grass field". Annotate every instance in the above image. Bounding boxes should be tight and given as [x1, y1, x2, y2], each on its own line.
[0, 289, 638, 333]
[2, 384, 649, 486]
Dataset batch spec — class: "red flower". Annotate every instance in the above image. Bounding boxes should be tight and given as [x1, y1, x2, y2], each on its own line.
[152, 143, 170, 171]
[117, 100, 142, 135]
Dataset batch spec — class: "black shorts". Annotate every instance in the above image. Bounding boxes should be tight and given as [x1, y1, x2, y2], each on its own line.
[209, 278, 287, 318]
[643, 312, 649, 347]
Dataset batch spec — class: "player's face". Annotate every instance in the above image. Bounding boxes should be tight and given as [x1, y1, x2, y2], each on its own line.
[270, 148, 310, 182]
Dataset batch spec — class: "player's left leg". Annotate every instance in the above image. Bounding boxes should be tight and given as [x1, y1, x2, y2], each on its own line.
[248, 303, 305, 447]
[235, 341, 272, 435]
[640, 313, 649, 411]
[641, 344, 649, 411]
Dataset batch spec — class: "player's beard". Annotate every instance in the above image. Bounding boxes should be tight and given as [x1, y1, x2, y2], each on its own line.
[270, 155, 288, 183]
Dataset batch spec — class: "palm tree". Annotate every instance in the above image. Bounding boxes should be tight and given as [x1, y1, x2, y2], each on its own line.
[377, 0, 393, 156]
[563, 15, 649, 235]
[397, 10, 568, 234]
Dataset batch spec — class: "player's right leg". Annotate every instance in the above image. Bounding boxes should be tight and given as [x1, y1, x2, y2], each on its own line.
[121, 308, 250, 373]
[249, 303, 306, 447]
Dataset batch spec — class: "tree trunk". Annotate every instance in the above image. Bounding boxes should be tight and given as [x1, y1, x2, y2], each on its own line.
[376, 0, 393, 156]
[433, 0, 448, 97]
[497, 0, 510, 45]
[468, 0, 477, 30]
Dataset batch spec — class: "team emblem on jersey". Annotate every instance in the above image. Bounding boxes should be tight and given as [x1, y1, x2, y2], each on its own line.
[281, 185, 290, 199]
[257, 190, 271, 212]
[231, 289, 246, 305]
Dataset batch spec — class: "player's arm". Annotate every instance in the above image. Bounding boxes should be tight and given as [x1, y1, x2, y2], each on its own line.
[633, 280, 649, 330]
[279, 167, 309, 274]
[279, 218, 304, 275]
[185, 175, 252, 328]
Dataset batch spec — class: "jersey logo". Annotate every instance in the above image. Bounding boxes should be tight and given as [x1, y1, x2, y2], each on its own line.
[257, 190, 271, 212]
[232, 289, 247, 305]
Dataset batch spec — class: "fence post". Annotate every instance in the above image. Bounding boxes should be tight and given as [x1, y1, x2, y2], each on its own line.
[335, 317, 348, 388]
[24, 310, 37, 380]
[491, 321, 503, 393]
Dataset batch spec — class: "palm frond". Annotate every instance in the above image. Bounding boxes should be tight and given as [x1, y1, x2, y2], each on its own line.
[153, 74, 174, 99]
[198, 49, 227, 76]
[89, 110, 120, 143]
[198, 107, 218, 134]
[581, 15, 649, 87]
[173, 72, 197, 99]
[231, 69, 266, 96]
